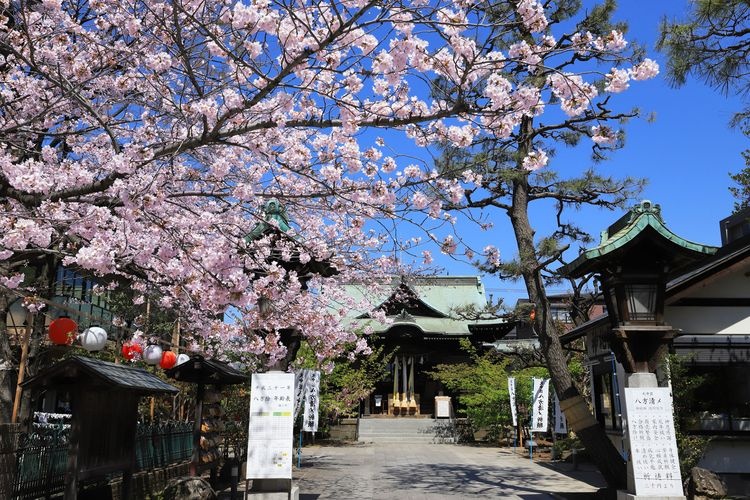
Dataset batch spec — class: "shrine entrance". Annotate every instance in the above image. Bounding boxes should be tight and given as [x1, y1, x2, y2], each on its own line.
[339, 276, 515, 418]
[363, 324, 455, 418]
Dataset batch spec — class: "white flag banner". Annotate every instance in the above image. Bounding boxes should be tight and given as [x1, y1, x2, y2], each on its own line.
[293, 369, 311, 420]
[554, 392, 568, 434]
[531, 378, 550, 433]
[302, 370, 321, 432]
[507, 377, 517, 426]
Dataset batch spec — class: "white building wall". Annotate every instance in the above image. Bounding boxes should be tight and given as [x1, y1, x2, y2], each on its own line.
[666, 307, 750, 334]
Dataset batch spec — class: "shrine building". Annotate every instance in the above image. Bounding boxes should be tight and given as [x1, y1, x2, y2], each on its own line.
[336, 276, 516, 417]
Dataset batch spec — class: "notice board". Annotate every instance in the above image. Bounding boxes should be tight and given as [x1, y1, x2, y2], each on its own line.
[246, 372, 294, 479]
[624, 387, 683, 496]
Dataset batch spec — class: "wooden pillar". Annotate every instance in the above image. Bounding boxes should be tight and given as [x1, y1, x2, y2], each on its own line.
[189, 383, 204, 476]
[64, 391, 80, 500]
[11, 311, 33, 424]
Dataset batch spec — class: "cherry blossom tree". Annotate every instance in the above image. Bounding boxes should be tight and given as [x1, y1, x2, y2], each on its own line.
[0, 2, 660, 485]
[0, 0, 569, 418]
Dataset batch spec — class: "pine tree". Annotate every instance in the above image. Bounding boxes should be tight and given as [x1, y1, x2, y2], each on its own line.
[660, 0, 750, 212]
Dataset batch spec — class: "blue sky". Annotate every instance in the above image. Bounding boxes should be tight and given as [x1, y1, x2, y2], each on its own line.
[412, 1, 749, 305]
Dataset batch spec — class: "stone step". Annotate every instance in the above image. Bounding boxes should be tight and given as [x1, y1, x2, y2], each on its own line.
[357, 418, 456, 444]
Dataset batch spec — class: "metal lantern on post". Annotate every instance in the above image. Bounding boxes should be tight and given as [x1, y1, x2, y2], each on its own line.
[559, 201, 719, 498]
[560, 201, 717, 373]
[244, 198, 339, 371]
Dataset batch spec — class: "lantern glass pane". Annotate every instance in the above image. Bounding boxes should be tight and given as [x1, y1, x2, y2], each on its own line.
[625, 284, 656, 321]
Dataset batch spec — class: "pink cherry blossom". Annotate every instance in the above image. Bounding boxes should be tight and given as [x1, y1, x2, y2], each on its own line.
[522, 149, 549, 171]
[630, 59, 660, 81]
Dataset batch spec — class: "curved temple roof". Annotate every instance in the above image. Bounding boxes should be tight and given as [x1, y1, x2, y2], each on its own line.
[560, 200, 718, 278]
[336, 276, 510, 337]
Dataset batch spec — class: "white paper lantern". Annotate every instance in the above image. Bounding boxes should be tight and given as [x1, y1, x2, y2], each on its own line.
[176, 353, 190, 366]
[143, 344, 163, 365]
[78, 327, 108, 352]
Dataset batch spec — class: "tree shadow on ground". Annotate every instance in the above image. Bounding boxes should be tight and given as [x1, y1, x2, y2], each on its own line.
[378, 462, 577, 498]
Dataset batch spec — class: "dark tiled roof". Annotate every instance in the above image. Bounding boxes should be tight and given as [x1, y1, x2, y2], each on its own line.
[166, 355, 247, 385]
[22, 355, 178, 395]
[667, 235, 750, 295]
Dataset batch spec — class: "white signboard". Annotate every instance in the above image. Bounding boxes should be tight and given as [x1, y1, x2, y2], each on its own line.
[302, 370, 320, 432]
[246, 372, 294, 479]
[530, 378, 550, 432]
[507, 377, 517, 426]
[624, 387, 683, 496]
[435, 396, 451, 418]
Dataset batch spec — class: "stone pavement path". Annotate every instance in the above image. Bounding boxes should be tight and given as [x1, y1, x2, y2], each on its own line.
[292, 443, 605, 499]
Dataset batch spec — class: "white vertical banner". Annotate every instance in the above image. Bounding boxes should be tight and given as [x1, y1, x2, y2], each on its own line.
[246, 372, 294, 479]
[293, 369, 310, 421]
[302, 370, 321, 432]
[530, 378, 550, 433]
[553, 392, 568, 434]
[507, 377, 517, 426]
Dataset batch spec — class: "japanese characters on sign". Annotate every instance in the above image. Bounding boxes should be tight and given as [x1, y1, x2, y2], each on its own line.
[531, 378, 550, 433]
[507, 377, 518, 427]
[624, 387, 683, 496]
[302, 370, 320, 433]
[246, 372, 294, 480]
[554, 392, 568, 435]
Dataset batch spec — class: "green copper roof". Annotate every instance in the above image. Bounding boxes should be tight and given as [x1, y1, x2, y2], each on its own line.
[561, 200, 718, 278]
[335, 276, 510, 336]
[245, 198, 291, 242]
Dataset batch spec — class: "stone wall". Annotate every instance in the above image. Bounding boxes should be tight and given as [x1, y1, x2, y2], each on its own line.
[327, 418, 358, 441]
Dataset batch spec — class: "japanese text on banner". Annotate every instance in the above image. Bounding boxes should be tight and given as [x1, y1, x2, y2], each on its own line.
[508, 377, 517, 427]
[531, 378, 550, 433]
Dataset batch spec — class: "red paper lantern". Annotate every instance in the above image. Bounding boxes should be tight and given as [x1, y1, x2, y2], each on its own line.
[160, 351, 177, 370]
[48, 317, 78, 345]
[121, 342, 143, 360]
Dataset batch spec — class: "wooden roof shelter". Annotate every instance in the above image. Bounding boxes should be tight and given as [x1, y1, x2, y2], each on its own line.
[165, 354, 247, 477]
[22, 356, 178, 500]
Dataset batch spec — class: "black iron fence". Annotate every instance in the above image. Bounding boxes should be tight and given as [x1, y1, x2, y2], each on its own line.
[0, 421, 193, 500]
[134, 421, 193, 470]
[0, 423, 68, 500]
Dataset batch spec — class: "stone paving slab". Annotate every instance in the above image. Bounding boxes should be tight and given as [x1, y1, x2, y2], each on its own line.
[289, 443, 606, 499]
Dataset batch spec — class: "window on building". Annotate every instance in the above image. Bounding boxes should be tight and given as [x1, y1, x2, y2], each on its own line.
[53, 267, 113, 326]
[593, 364, 622, 431]
[550, 307, 572, 324]
[681, 364, 750, 434]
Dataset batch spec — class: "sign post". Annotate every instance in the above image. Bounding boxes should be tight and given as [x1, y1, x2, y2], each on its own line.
[623, 387, 683, 497]
[507, 377, 517, 450]
[246, 372, 295, 495]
